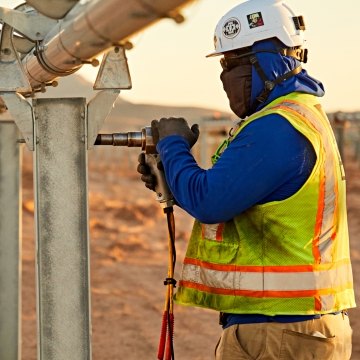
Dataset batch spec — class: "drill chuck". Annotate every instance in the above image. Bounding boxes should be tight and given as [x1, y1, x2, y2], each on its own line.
[95, 127, 155, 153]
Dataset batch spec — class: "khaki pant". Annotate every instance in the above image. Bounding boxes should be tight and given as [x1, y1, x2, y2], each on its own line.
[215, 313, 352, 360]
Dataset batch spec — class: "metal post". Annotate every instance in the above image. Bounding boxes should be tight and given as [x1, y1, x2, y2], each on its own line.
[0, 121, 21, 360]
[356, 123, 360, 162]
[33, 98, 91, 360]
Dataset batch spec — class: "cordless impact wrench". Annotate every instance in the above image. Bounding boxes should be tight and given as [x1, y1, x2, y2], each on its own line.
[95, 127, 175, 209]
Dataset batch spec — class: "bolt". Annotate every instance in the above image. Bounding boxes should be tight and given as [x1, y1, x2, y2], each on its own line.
[91, 58, 99, 67]
[122, 41, 133, 50]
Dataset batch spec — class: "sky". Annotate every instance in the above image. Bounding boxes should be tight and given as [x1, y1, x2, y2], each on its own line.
[1, 0, 360, 113]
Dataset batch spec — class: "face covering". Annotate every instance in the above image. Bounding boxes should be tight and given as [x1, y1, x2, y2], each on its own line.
[220, 63, 252, 119]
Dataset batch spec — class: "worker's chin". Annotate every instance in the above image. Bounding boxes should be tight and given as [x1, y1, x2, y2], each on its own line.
[230, 103, 249, 119]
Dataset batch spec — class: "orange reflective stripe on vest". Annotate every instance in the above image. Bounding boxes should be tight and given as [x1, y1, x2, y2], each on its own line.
[272, 100, 339, 264]
[180, 258, 352, 294]
[174, 93, 356, 315]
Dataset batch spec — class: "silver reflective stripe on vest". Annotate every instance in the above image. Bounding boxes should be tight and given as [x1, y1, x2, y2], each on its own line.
[280, 101, 337, 264]
[202, 223, 223, 241]
[182, 264, 260, 291]
[181, 262, 352, 293]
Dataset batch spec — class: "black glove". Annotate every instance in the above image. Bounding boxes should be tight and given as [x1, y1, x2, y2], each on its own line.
[137, 152, 164, 191]
[151, 117, 200, 148]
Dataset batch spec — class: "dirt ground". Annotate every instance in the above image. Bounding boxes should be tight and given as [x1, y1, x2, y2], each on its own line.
[21, 148, 360, 359]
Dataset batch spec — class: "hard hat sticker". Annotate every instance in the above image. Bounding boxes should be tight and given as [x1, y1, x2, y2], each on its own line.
[213, 35, 218, 49]
[222, 18, 241, 39]
[247, 12, 264, 29]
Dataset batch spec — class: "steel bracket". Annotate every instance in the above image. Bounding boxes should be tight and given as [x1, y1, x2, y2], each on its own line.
[88, 45, 132, 149]
[0, 6, 58, 41]
[0, 92, 34, 150]
[12, 35, 36, 56]
[87, 90, 120, 150]
[93, 46, 132, 90]
[0, 22, 32, 92]
[26, 0, 79, 20]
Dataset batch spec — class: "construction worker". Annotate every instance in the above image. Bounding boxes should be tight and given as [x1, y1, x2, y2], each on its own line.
[137, 0, 356, 358]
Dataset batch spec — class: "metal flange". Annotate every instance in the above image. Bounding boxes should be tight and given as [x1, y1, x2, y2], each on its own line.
[0, 22, 32, 93]
[0, 5, 57, 41]
[26, 0, 79, 20]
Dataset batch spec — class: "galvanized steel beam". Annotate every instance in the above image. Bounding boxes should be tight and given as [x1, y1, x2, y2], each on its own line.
[0, 121, 21, 360]
[33, 98, 91, 360]
[1, 92, 34, 150]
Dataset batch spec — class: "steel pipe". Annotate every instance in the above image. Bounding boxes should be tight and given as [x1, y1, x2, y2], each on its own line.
[22, 0, 194, 90]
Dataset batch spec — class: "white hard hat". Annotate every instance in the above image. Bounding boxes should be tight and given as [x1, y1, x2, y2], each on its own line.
[207, 0, 306, 57]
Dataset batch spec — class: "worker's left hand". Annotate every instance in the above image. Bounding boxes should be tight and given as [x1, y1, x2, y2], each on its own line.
[151, 117, 200, 148]
[136, 152, 161, 191]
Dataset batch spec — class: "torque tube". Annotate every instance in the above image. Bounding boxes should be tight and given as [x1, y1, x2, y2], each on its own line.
[21, 0, 195, 90]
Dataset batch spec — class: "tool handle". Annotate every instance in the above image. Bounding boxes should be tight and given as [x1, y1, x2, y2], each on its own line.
[165, 313, 175, 360]
[157, 311, 168, 360]
[145, 153, 174, 208]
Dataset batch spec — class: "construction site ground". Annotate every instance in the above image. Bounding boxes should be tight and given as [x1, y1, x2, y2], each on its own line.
[21, 149, 360, 360]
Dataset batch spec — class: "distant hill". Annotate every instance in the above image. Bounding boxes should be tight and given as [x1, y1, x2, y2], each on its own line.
[39, 74, 234, 132]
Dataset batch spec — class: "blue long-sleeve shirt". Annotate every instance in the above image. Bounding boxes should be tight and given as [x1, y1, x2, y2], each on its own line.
[157, 113, 316, 222]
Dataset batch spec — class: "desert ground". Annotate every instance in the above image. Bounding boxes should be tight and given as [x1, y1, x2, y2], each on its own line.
[21, 136, 360, 359]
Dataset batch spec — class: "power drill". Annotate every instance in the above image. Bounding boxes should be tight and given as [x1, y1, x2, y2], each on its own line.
[95, 127, 175, 209]
[96, 127, 177, 358]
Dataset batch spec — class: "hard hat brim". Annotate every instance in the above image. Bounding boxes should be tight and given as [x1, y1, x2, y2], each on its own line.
[205, 51, 223, 58]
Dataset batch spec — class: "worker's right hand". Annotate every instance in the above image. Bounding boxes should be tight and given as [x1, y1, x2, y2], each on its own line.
[137, 152, 159, 191]
[151, 117, 200, 148]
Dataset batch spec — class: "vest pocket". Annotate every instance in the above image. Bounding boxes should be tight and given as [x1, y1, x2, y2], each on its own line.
[198, 236, 239, 265]
[279, 329, 335, 359]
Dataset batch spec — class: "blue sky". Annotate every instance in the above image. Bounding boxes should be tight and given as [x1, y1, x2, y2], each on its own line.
[79, 0, 360, 113]
[1, 0, 360, 113]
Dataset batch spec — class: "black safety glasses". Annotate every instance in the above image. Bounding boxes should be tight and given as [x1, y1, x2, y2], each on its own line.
[220, 52, 253, 71]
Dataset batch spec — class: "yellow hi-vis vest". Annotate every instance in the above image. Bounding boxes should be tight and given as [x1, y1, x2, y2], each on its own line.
[174, 93, 356, 315]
